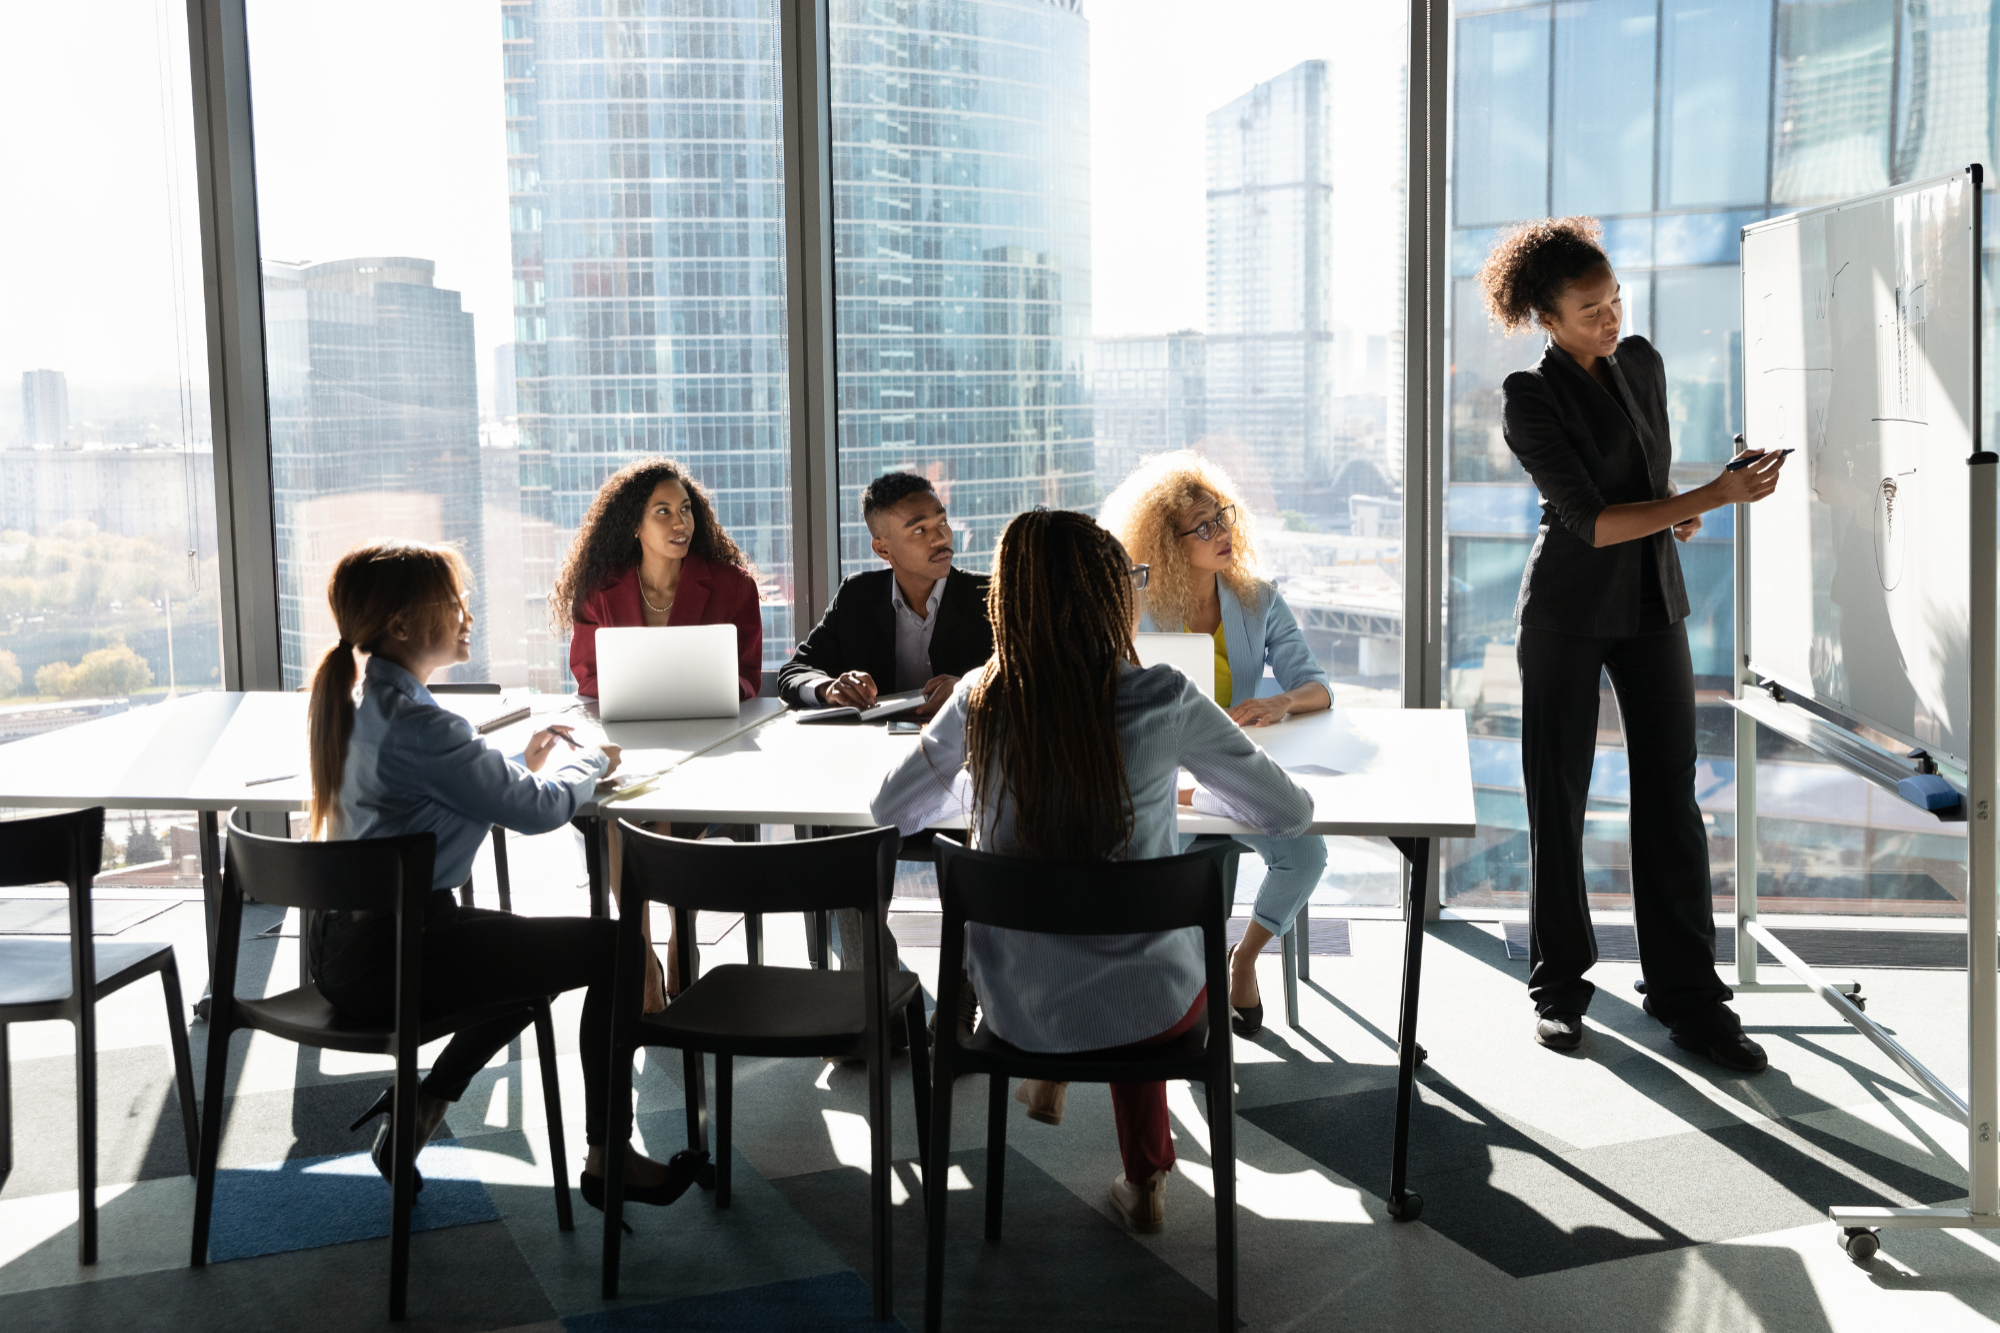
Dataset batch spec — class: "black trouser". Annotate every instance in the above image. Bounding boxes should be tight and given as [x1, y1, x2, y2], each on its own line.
[1517, 621, 1731, 1025]
[313, 892, 631, 1145]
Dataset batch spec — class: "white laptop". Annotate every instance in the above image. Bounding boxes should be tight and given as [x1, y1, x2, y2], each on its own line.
[1133, 631, 1215, 701]
[594, 624, 741, 722]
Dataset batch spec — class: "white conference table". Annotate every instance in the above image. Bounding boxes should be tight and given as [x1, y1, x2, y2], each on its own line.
[0, 689, 1471, 1222]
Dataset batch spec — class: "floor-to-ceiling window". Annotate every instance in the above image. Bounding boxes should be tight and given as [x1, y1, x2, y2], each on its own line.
[824, 0, 1410, 905]
[1444, 0, 1997, 918]
[0, 0, 223, 890]
[244, 0, 795, 692]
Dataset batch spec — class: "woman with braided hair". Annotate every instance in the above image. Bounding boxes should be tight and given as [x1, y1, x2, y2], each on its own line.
[1481, 216, 1785, 1070]
[871, 508, 1311, 1234]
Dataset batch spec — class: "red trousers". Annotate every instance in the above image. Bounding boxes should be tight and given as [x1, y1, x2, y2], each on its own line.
[1106, 988, 1206, 1183]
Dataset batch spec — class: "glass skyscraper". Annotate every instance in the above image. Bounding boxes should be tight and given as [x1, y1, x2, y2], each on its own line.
[504, 0, 1092, 688]
[263, 257, 486, 686]
[828, 0, 1094, 571]
[1446, 0, 1997, 915]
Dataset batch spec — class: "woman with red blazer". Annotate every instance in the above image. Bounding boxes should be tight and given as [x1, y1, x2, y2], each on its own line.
[552, 456, 765, 1009]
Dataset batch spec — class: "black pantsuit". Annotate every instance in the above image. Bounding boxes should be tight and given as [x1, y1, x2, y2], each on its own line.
[1517, 622, 1728, 1022]
[1502, 334, 1731, 1029]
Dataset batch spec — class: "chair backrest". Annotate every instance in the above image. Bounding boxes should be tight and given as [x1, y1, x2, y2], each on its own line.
[615, 820, 896, 918]
[932, 834, 1242, 939]
[426, 681, 503, 695]
[225, 815, 434, 915]
[0, 807, 103, 891]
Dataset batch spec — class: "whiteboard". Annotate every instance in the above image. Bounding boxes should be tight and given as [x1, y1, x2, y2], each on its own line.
[1742, 168, 1983, 771]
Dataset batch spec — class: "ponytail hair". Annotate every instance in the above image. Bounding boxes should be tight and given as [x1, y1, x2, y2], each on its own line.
[307, 541, 471, 838]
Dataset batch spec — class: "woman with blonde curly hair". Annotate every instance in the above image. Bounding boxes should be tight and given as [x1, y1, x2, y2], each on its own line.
[1479, 216, 1782, 1071]
[1101, 450, 1332, 1036]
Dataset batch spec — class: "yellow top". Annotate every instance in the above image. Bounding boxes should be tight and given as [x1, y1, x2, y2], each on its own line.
[1211, 621, 1232, 708]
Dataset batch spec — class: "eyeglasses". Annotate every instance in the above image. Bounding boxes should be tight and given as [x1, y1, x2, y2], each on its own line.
[1129, 564, 1150, 590]
[1177, 506, 1236, 542]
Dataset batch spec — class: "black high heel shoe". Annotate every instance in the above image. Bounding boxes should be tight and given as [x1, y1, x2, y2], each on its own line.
[580, 1148, 712, 1216]
[350, 1087, 424, 1195]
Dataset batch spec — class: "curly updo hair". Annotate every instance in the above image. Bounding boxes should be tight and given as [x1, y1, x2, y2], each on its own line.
[549, 456, 751, 633]
[1476, 216, 1610, 334]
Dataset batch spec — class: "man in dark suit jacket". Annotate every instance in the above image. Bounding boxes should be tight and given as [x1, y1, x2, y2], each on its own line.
[778, 471, 994, 713]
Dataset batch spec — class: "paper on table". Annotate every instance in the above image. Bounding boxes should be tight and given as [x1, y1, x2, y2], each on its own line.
[1287, 764, 1348, 778]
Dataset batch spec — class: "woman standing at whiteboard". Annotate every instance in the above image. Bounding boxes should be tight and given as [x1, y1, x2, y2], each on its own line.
[1482, 217, 1786, 1071]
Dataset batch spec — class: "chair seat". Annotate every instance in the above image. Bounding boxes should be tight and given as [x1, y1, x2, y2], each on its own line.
[638, 963, 924, 1058]
[0, 938, 172, 1010]
[956, 1013, 1215, 1085]
[234, 986, 548, 1055]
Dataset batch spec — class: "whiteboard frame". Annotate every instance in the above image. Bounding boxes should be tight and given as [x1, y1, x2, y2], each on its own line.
[1739, 168, 1984, 771]
[1736, 164, 2000, 1251]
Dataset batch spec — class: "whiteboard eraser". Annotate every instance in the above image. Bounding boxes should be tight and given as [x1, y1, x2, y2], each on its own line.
[1898, 774, 1961, 812]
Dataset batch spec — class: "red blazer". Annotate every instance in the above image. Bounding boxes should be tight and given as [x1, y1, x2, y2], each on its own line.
[569, 555, 764, 700]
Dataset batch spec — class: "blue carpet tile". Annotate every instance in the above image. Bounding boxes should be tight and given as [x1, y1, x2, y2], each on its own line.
[564, 1272, 903, 1331]
[207, 1139, 500, 1261]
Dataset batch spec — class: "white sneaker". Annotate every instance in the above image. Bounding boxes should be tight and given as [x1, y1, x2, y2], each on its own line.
[1110, 1169, 1168, 1234]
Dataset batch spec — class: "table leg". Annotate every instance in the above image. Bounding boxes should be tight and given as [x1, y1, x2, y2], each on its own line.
[195, 811, 221, 1021]
[1386, 836, 1430, 1223]
[579, 817, 607, 920]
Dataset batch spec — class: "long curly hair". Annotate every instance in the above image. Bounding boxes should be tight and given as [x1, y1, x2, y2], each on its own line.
[965, 508, 1139, 861]
[549, 457, 751, 632]
[1098, 450, 1264, 631]
[1476, 216, 1610, 334]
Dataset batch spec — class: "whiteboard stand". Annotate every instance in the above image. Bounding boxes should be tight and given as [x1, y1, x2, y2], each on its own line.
[1731, 165, 1997, 1261]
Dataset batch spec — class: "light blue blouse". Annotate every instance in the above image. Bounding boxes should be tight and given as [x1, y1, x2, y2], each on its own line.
[1139, 578, 1331, 709]
[870, 661, 1313, 1052]
[334, 657, 608, 892]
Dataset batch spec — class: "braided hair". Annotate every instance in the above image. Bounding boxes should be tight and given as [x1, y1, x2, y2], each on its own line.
[1476, 216, 1610, 334]
[965, 509, 1139, 861]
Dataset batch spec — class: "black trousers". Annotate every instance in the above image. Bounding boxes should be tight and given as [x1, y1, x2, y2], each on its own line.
[314, 893, 631, 1145]
[1517, 621, 1730, 1024]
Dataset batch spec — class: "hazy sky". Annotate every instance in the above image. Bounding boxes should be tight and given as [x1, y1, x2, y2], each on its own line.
[2, 0, 1409, 410]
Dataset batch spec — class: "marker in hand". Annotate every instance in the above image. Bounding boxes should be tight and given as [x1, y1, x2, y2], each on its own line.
[1726, 449, 1793, 471]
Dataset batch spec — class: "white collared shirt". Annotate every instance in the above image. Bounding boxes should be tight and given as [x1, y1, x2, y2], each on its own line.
[890, 574, 945, 692]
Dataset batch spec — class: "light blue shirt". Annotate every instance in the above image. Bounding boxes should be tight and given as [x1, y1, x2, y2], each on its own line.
[870, 661, 1313, 1052]
[1139, 578, 1331, 708]
[890, 574, 946, 692]
[334, 657, 608, 892]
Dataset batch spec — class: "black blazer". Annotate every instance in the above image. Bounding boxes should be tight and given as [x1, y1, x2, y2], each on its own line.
[1501, 334, 1690, 636]
[777, 566, 994, 707]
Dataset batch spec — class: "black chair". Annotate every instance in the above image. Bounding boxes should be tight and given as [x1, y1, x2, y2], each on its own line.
[925, 835, 1244, 1333]
[601, 822, 930, 1318]
[429, 682, 514, 913]
[191, 817, 574, 1320]
[0, 807, 199, 1264]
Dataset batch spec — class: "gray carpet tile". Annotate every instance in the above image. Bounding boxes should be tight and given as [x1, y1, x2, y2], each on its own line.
[1245, 1077, 1964, 1278]
[0, 1045, 197, 1197]
[774, 1147, 1222, 1332]
[0, 1218, 554, 1333]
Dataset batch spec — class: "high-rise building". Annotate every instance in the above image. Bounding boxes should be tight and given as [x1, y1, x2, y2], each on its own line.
[504, 0, 791, 690]
[1090, 332, 1205, 495]
[491, 343, 519, 420]
[502, 0, 1092, 686]
[21, 369, 70, 449]
[828, 0, 1094, 571]
[262, 257, 486, 685]
[1203, 61, 1338, 524]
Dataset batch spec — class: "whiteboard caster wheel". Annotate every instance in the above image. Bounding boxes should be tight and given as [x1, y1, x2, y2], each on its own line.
[1841, 1227, 1879, 1261]
[1852, 994, 1866, 1011]
[1389, 1191, 1423, 1223]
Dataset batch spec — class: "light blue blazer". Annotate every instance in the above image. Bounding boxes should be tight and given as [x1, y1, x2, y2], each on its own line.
[1139, 578, 1331, 708]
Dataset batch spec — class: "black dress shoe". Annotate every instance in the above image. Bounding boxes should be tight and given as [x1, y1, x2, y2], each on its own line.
[1534, 1012, 1584, 1050]
[1230, 1000, 1264, 1038]
[580, 1148, 711, 1212]
[1670, 1027, 1768, 1073]
[352, 1087, 423, 1195]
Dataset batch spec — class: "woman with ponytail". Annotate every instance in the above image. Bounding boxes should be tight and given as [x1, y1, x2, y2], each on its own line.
[309, 541, 705, 1212]
[870, 509, 1313, 1236]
